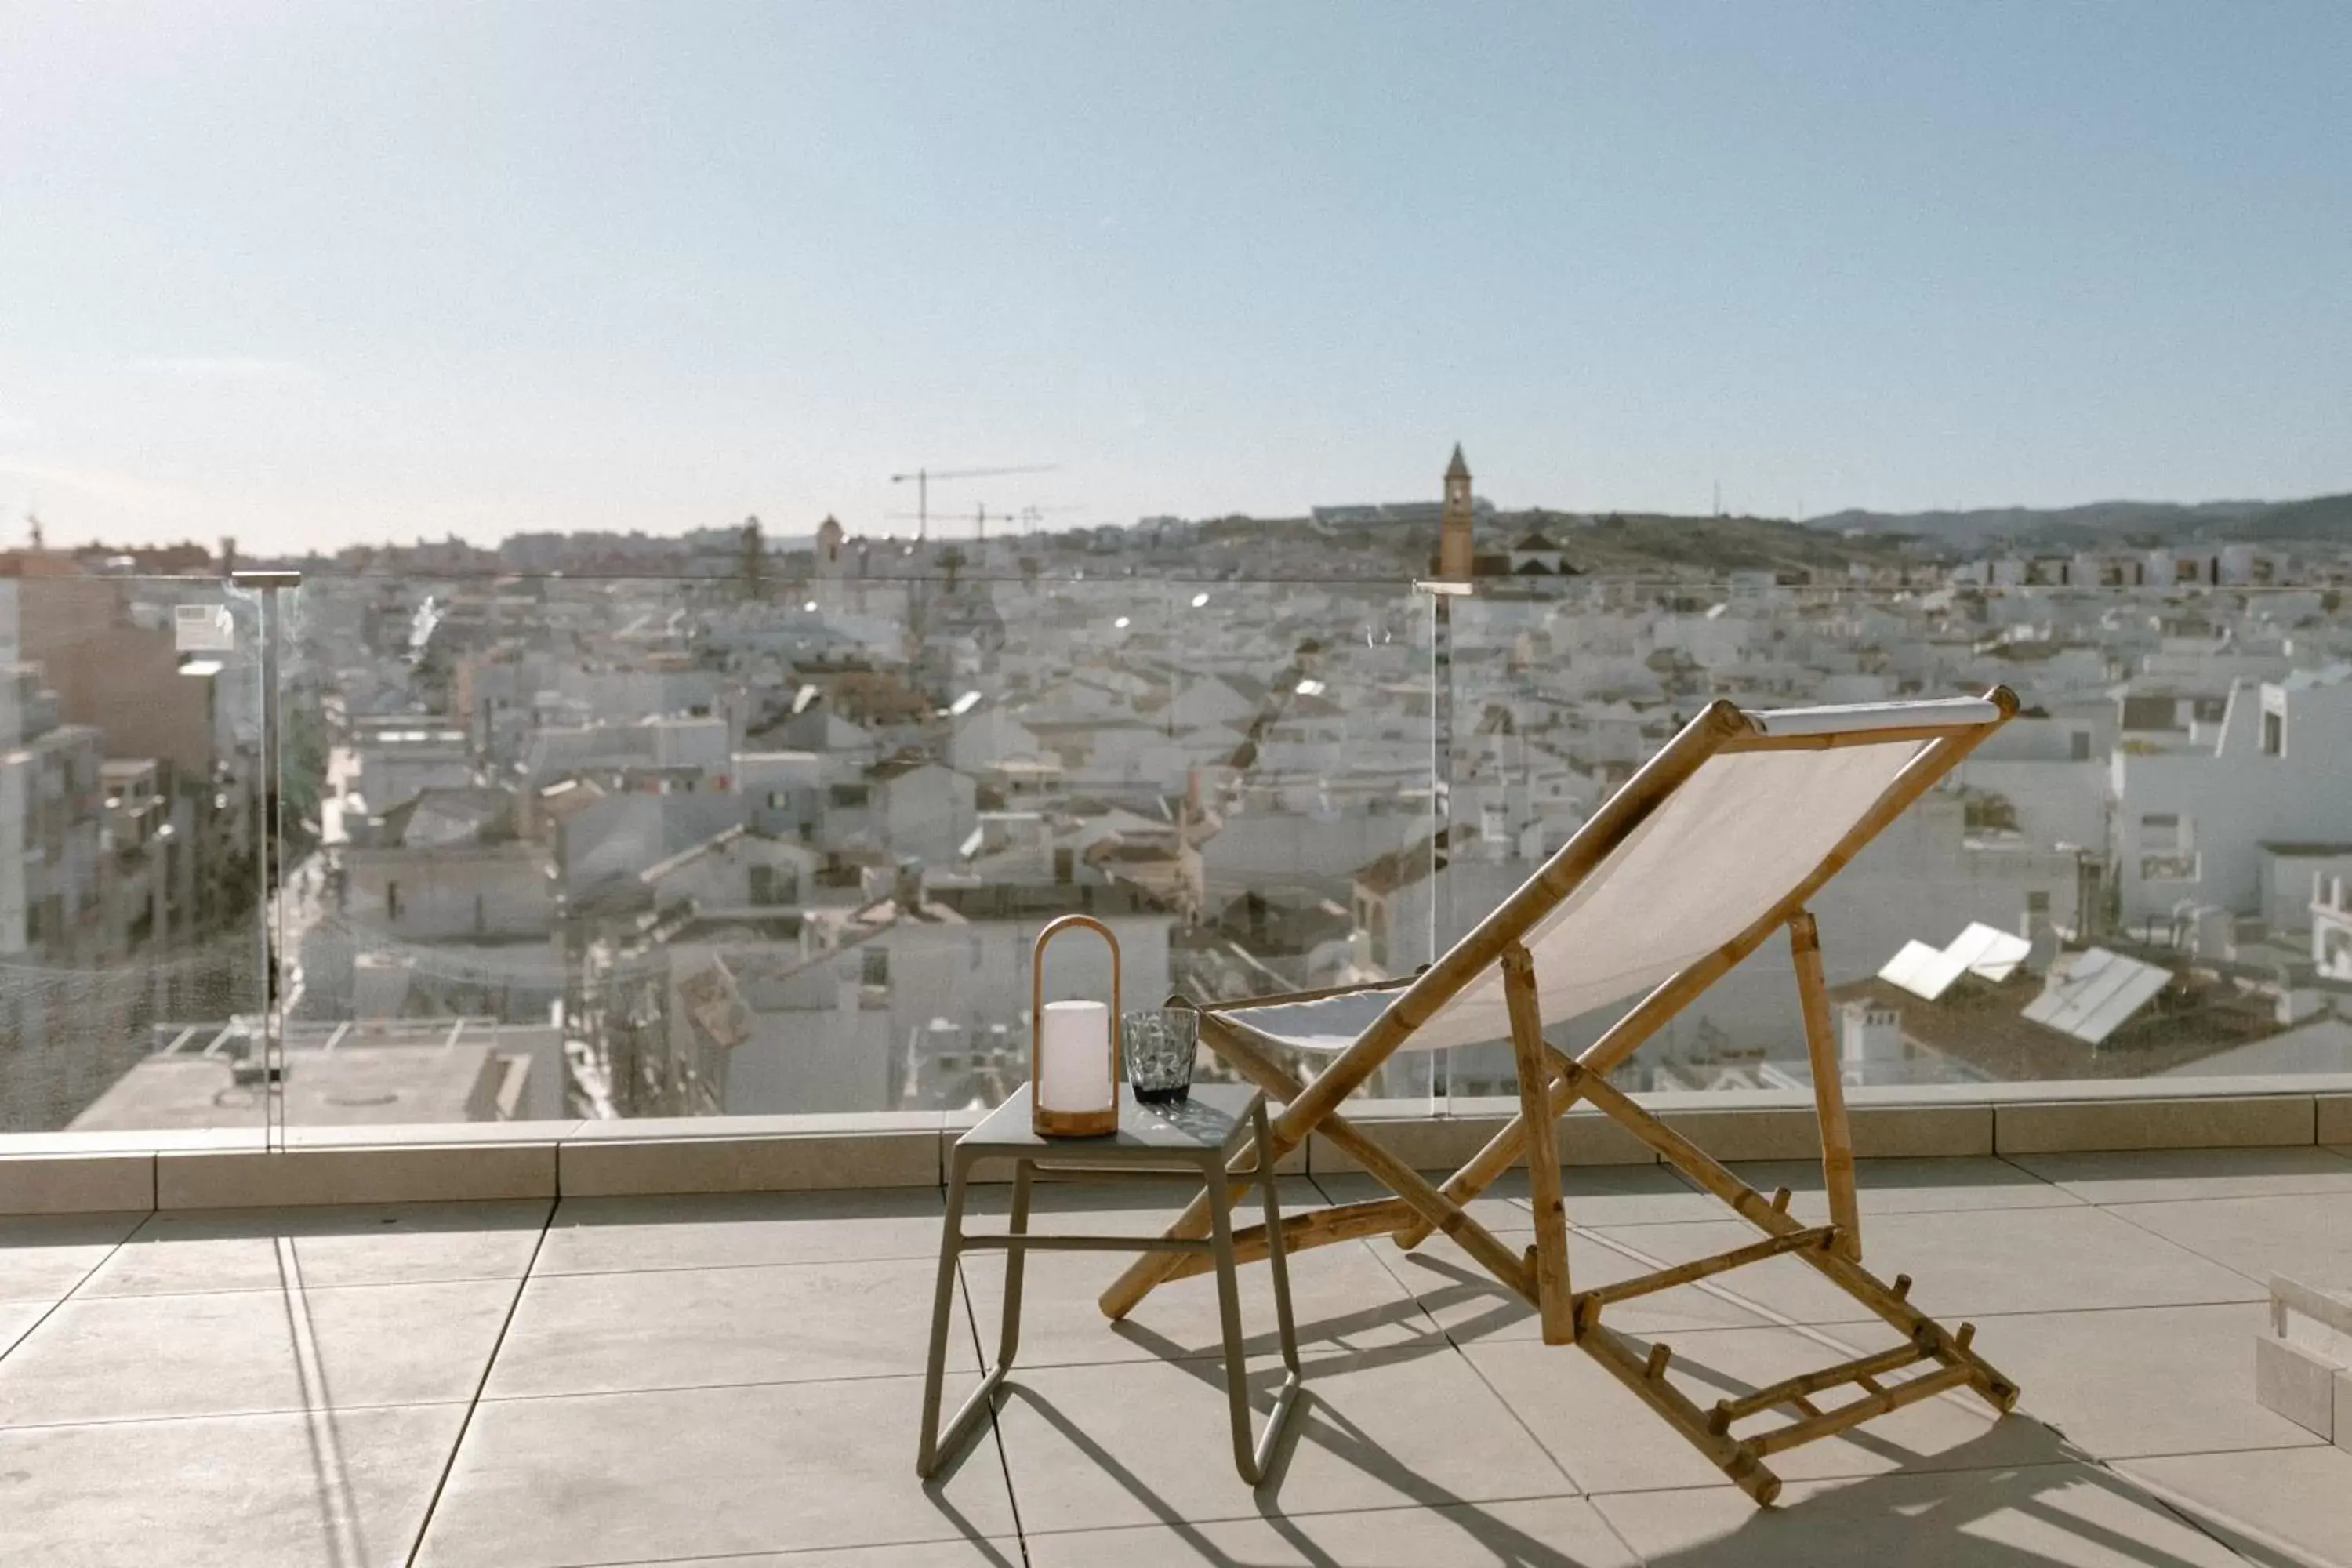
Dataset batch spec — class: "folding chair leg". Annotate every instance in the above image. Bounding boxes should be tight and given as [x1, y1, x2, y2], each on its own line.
[1548, 1046, 2020, 1415]
[1789, 911, 1861, 1261]
[1503, 944, 1573, 1344]
[1578, 1320, 1780, 1505]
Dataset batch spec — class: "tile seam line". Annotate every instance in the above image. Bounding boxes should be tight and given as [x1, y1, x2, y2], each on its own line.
[1289, 1171, 1460, 1338]
[953, 1250, 1033, 1568]
[887, 1338, 1471, 1378]
[2078, 1187, 2352, 1210]
[2088, 1197, 2289, 1293]
[1003, 1461, 2131, 1534]
[2112, 1462, 2349, 1568]
[65, 1272, 539, 1304]
[416, 1486, 1682, 1568]
[528, 1250, 971, 1279]
[1439, 1293, 2273, 1336]
[474, 1365, 989, 1406]
[0, 1211, 151, 1371]
[0, 1397, 477, 1436]
[514, 1537, 1019, 1568]
[2090, 1439, 2332, 1462]
[1005, 1491, 1627, 1536]
[2108, 1468, 2296, 1568]
[1476, 1195, 2097, 1236]
[1448, 1319, 1645, 1565]
[979, 1483, 1621, 1536]
[1444, 1293, 2281, 1350]
[1570, 1455, 2114, 1503]
[401, 1201, 557, 1568]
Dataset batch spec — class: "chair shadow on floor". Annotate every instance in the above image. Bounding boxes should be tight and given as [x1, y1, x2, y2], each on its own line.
[1015, 1265, 2268, 1568]
[1626, 1439, 2284, 1568]
[996, 1367, 2265, 1568]
[988, 1377, 1607, 1568]
[1098, 1271, 1466, 1367]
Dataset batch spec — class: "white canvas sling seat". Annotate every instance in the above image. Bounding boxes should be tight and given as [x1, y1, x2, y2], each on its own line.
[1098, 688, 2026, 1507]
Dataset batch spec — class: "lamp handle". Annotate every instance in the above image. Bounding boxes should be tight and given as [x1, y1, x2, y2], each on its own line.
[1032, 913, 1123, 1087]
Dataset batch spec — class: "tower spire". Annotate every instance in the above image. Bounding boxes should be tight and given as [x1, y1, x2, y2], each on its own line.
[1438, 443, 1475, 581]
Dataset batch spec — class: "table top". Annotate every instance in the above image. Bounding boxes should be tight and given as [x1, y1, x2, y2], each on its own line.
[958, 1082, 1263, 1160]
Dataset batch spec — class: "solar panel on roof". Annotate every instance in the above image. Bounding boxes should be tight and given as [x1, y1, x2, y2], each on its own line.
[2080, 965, 2173, 1044]
[1878, 920, 2031, 1001]
[1879, 938, 1969, 1000]
[2022, 947, 2172, 1045]
[1945, 921, 2033, 983]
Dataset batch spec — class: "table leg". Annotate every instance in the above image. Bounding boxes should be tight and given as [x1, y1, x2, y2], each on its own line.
[997, 1159, 1033, 1367]
[1208, 1135, 1303, 1486]
[1256, 1102, 1302, 1380]
[917, 1151, 1005, 1478]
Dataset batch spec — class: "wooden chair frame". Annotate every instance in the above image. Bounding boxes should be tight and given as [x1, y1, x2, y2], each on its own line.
[1099, 687, 2024, 1505]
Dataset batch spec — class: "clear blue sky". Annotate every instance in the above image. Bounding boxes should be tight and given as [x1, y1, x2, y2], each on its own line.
[3, 2, 2347, 553]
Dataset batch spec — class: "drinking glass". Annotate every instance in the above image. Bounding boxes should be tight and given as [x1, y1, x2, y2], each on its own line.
[1121, 1007, 1200, 1104]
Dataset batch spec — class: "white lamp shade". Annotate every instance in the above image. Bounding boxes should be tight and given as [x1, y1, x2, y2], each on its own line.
[1037, 1000, 1113, 1113]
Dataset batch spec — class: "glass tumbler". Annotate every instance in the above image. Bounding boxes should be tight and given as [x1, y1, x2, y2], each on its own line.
[1121, 1007, 1200, 1104]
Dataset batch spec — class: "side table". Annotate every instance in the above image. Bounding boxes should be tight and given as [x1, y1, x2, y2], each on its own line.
[917, 1081, 1303, 1486]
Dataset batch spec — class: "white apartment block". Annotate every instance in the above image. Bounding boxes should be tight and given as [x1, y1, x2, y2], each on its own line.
[2111, 667, 2352, 927]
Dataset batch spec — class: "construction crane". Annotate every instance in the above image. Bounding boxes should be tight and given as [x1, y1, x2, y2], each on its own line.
[888, 464, 1057, 542]
[887, 503, 1014, 539]
[885, 502, 1083, 541]
[1014, 505, 1084, 535]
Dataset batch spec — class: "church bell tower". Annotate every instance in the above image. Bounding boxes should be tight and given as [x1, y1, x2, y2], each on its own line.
[1438, 443, 1475, 582]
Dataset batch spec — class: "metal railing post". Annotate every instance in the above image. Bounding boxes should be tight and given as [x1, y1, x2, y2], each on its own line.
[234, 570, 299, 1151]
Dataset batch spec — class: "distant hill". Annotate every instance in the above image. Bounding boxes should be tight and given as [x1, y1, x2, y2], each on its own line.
[1236, 507, 1911, 577]
[2224, 493, 2352, 543]
[1515, 510, 1908, 574]
[1808, 494, 2352, 550]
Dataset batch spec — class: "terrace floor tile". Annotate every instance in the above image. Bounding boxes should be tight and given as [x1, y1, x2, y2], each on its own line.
[0, 1278, 517, 1426]
[0, 1211, 145, 1302]
[79, 1200, 550, 1297]
[961, 1233, 1446, 1370]
[535, 1186, 948, 1275]
[1971, 1301, 2325, 1461]
[2010, 1145, 2352, 1207]
[415, 1377, 1018, 1566]
[2101, 1189, 2352, 1285]
[0, 1402, 469, 1568]
[485, 1254, 969, 1398]
[2121, 1445, 2352, 1568]
[992, 1345, 1579, 1536]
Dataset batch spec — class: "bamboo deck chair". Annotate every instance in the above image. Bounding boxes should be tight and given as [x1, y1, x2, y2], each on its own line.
[1102, 688, 2025, 1504]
